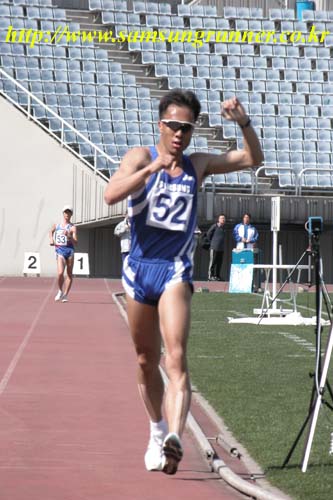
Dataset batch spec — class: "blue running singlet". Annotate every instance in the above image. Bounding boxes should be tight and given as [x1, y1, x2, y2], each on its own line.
[54, 223, 74, 260]
[123, 146, 198, 305]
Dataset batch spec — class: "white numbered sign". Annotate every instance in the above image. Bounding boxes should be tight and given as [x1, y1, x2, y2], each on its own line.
[23, 252, 41, 275]
[73, 253, 90, 275]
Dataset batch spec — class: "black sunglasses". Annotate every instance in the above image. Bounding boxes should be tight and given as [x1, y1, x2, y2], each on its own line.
[161, 119, 195, 133]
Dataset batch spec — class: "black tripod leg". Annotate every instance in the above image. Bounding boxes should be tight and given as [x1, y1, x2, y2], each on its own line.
[282, 409, 314, 468]
[282, 380, 316, 469]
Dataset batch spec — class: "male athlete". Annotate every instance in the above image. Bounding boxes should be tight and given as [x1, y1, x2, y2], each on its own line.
[104, 90, 263, 474]
[49, 205, 78, 303]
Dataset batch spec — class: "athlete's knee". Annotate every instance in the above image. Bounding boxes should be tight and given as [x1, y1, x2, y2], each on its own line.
[164, 346, 187, 373]
[136, 350, 160, 373]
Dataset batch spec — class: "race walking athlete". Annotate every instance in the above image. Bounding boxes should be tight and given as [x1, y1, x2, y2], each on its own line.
[49, 205, 78, 303]
[104, 89, 263, 475]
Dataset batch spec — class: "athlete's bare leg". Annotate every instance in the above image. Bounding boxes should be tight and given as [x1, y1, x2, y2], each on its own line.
[63, 255, 74, 296]
[56, 255, 66, 292]
[126, 296, 164, 422]
[158, 282, 192, 436]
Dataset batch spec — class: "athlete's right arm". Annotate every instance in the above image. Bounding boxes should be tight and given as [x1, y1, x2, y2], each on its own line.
[104, 147, 175, 205]
[49, 224, 56, 246]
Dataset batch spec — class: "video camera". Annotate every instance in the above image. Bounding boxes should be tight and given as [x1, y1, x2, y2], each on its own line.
[308, 216, 323, 237]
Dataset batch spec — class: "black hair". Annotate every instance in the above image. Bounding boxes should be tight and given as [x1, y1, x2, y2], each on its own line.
[158, 89, 201, 121]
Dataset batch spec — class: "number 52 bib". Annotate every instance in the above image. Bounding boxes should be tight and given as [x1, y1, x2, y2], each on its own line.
[146, 190, 193, 232]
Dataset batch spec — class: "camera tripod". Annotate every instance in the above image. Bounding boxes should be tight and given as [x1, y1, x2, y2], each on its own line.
[280, 229, 333, 472]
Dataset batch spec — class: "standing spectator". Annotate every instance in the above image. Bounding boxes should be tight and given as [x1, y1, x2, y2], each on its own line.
[114, 213, 131, 262]
[207, 214, 226, 281]
[49, 205, 78, 303]
[233, 213, 258, 249]
[233, 213, 260, 291]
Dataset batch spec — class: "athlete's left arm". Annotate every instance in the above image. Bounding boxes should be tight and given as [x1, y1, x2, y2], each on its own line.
[68, 226, 78, 245]
[190, 97, 264, 184]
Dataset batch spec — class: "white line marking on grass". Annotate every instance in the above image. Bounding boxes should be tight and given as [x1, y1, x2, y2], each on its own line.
[287, 354, 313, 358]
[228, 310, 248, 318]
[0, 281, 55, 396]
[194, 355, 224, 359]
[277, 331, 316, 354]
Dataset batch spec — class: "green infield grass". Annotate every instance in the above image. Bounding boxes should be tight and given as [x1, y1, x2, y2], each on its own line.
[188, 291, 333, 500]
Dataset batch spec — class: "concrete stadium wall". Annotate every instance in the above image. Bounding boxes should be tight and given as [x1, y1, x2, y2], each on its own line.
[0, 97, 115, 276]
[198, 192, 333, 226]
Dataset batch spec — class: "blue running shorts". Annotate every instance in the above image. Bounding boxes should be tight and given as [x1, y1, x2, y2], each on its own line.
[55, 246, 74, 260]
[122, 256, 193, 306]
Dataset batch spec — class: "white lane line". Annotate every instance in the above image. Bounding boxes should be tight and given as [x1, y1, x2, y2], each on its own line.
[228, 310, 248, 318]
[277, 331, 316, 353]
[0, 281, 55, 396]
[228, 309, 316, 354]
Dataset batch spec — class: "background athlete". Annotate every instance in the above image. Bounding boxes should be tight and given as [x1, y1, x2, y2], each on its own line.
[104, 90, 263, 475]
[49, 205, 78, 303]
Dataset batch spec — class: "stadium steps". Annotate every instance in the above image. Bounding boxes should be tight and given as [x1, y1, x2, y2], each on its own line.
[64, 5, 257, 185]
[65, 7, 228, 148]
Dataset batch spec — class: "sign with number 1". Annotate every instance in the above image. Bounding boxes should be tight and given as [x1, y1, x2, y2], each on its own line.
[73, 253, 90, 275]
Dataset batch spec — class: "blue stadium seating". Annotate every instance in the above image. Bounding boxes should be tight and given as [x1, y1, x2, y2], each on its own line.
[1, 0, 333, 190]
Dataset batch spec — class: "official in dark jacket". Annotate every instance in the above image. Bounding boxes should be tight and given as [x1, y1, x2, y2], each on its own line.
[207, 214, 226, 281]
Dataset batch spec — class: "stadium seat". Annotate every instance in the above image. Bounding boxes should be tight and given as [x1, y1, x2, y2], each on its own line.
[2, 0, 333, 188]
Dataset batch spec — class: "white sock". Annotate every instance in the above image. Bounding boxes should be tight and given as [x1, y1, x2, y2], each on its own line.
[150, 419, 168, 436]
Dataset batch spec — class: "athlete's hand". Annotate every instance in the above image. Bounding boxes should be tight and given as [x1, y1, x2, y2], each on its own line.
[221, 97, 249, 126]
[150, 154, 175, 173]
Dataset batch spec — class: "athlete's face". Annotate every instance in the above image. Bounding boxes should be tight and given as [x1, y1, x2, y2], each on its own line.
[158, 105, 195, 156]
[63, 210, 72, 221]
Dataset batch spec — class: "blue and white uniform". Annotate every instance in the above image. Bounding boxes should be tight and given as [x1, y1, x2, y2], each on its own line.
[123, 146, 198, 305]
[233, 223, 258, 250]
[54, 223, 75, 260]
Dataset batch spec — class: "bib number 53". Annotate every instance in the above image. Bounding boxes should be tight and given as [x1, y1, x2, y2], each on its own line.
[55, 232, 68, 246]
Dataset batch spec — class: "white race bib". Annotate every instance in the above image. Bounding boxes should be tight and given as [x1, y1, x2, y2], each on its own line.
[55, 230, 68, 246]
[146, 191, 193, 232]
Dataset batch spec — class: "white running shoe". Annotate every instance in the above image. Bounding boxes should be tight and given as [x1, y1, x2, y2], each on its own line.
[61, 295, 68, 303]
[54, 290, 63, 302]
[162, 432, 183, 475]
[144, 430, 166, 471]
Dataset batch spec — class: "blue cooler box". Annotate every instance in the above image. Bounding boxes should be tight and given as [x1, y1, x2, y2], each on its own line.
[296, 1, 315, 21]
[232, 249, 254, 264]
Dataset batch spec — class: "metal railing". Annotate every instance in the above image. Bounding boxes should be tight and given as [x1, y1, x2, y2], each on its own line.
[0, 68, 118, 182]
[253, 165, 295, 194]
[254, 165, 333, 196]
[296, 167, 333, 195]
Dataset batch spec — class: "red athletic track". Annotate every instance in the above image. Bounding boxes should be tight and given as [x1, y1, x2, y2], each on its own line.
[0, 277, 245, 500]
